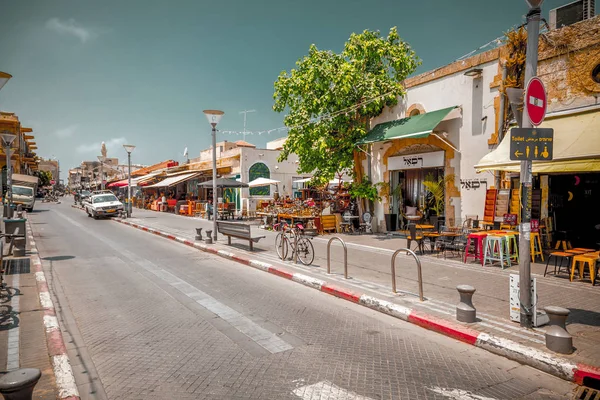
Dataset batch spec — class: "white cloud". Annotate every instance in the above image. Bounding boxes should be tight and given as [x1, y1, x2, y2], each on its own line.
[46, 18, 94, 43]
[76, 137, 127, 154]
[55, 125, 78, 138]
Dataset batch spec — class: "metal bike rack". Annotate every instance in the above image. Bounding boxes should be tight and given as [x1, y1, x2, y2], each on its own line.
[327, 237, 348, 279]
[391, 248, 424, 301]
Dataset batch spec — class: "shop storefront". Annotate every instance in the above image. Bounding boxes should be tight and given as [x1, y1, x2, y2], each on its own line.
[475, 108, 600, 248]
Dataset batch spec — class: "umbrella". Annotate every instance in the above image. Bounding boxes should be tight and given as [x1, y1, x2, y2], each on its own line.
[198, 178, 249, 188]
[247, 177, 280, 187]
[292, 177, 312, 183]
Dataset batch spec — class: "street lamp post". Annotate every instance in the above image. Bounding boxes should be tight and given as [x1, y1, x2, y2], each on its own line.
[1, 132, 16, 217]
[123, 145, 135, 218]
[0, 72, 12, 209]
[517, 0, 544, 329]
[203, 110, 224, 241]
[97, 156, 105, 190]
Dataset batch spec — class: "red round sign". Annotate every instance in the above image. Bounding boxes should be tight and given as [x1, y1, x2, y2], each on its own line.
[50, 180, 56, 185]
[525, 77, 547, 126]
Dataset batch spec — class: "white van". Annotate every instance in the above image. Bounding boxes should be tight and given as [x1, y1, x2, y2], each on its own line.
[12, 185, 36, 212]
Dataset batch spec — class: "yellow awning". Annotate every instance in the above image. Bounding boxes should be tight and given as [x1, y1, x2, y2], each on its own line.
[475, 110, 600, 173]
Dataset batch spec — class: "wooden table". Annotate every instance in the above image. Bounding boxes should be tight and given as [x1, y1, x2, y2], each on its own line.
[416, 224, 435, 230]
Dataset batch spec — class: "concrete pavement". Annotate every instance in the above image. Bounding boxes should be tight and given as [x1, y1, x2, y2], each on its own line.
[24, 201, 577, 399]
[106, 206, 600, 380]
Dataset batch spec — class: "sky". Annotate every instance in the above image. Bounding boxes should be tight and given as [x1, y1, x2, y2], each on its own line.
[0, 0, 571, 179]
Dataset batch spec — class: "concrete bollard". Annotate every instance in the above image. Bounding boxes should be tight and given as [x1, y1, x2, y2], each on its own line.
[195, 228, 203, 241]
[0, 368, 42, 400]
[13, 237, 26, 257]
[456, 285, 477, 323]
[544, 306, 573, 354]
[204, 230, 213, 244]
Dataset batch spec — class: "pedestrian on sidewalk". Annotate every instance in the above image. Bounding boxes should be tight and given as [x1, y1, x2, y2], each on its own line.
[159, 192, 167, 212]
[205, 198, 213, 219]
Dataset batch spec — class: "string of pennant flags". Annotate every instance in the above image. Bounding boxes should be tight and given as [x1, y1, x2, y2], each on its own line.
[220, 26, 527, 137]
[218, 90, 397, 136]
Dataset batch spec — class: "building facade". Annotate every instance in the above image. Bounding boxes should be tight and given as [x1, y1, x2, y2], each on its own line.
[360, 14, 600, 234]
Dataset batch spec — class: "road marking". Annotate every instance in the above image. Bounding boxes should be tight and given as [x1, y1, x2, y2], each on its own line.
[52, 354, 80, 399]
[57, 209, 294, 355]
[428, 386, 497, 400]
[293, 380, 375, 400]
[6, 273, 20, 370]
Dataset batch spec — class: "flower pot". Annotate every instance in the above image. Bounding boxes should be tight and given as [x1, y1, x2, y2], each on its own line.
[384, 213, 397, 232]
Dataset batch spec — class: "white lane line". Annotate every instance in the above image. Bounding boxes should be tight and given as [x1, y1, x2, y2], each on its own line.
[58, 209, 294, 354]
[293, 380, 375, 400]
[6, 273, 20, 370]
[428, 386, 498, 400]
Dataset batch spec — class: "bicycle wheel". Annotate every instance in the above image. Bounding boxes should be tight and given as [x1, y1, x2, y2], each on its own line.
[275, 233, 289, 260]
[296, 238, 315, 265]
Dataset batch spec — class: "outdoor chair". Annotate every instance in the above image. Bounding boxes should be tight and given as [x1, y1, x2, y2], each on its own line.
[340, 210, 354, 233]
[358, 212, 373, 234]
[407, 223, 425, 254]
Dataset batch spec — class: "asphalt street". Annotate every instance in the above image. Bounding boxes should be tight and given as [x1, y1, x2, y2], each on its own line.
[28, 201, 574, 400]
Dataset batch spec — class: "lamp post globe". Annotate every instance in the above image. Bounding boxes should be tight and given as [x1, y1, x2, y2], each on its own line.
[525, 0, 543, 9]
[203, 110, 224, 242]
[1, 132, 16, 212]
[0, 71, 12, 92]
[123, 145, 135, 218]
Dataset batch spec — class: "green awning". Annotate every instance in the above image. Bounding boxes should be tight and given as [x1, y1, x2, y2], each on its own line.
[357, 106, 460, 145]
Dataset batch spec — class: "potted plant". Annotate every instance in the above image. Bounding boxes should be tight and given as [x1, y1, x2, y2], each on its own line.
[423, 173, 454, 229]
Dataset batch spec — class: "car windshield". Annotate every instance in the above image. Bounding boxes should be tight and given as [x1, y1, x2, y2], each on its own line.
[81, 191, 91, 196]
[13, 186, 33, 196]
[93, 195, 119, 204]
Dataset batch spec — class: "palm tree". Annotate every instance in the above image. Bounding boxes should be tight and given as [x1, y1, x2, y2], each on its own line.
[422, 173, 455, 216]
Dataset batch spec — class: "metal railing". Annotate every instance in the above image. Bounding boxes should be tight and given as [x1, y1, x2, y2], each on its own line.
[327, 237, 348, 279]
[391, 248, 424, 301]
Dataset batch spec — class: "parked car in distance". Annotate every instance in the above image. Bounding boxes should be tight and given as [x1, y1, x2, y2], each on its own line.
[84, 193, 124, 219]
[79, 190, 92, 205]
[12, 185, 36, 212]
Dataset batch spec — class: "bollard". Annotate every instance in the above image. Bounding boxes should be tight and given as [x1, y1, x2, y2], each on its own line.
[544, 306, 573, 354]
[456, 285, 477, 323]
[195, 228, 203, 241]
[0, 368, 42, 400]
[204, 230, 213, 244]
[12, 237, 26, 257]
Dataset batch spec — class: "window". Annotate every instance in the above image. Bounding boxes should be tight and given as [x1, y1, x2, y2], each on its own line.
[592, 63, 600, 84]
[249, 162, 270, 196]
[292, 176, 303, 199]
[12, 186, 33, 196]
[93, 195, 118, 203]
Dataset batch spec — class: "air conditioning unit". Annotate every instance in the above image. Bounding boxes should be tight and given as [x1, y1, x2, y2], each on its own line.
[549, 0, 595, 29]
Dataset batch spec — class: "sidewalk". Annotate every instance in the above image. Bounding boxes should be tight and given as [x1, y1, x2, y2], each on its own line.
[0, 220, 60, 399]
[111, 206, 600, 382]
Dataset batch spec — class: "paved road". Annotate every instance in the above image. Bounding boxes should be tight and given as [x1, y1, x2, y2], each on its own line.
[29, 201, 573, 400]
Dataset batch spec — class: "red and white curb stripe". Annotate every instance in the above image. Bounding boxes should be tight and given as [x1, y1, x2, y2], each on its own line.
[113, 217, 600, 385]
[28, 221, 80, 400]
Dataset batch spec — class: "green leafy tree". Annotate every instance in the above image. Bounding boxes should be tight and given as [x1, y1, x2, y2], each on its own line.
[34, 170, 52, 187]
[273, 27, 420, 181]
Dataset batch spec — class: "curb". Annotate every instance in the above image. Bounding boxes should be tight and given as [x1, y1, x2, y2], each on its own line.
[28, 220, 81, 400]
[111, 217, 600, 386]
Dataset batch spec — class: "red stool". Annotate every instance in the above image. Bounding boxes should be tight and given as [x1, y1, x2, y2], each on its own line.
[464, 232, 488, 265]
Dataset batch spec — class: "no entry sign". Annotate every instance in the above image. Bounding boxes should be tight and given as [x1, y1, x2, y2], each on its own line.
[525, 77, 547, 126]
[50, 180, 56, 185]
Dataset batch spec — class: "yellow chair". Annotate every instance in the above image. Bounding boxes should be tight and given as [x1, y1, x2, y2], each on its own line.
[571, 253, 599, 285]
[530, 232, 544, 262]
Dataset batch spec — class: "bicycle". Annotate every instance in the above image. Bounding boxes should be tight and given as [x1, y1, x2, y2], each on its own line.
[274, 221, 315, 265]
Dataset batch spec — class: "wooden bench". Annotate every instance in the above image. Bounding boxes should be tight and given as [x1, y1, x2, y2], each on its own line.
[320, 215, 337, 234]
[217, 221, 265, 251]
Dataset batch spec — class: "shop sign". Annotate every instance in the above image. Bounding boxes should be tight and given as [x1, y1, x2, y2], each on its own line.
[388, 151, 444, 171]
[510, 128, 554, 161]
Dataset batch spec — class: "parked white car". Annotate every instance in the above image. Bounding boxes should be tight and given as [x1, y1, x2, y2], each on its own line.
[84, 193, 124, 219]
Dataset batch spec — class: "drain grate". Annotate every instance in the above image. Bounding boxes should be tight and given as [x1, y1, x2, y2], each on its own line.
[574, 386, 600, 400]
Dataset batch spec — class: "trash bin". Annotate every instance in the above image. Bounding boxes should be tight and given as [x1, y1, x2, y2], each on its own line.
[4, 218, 26, 246]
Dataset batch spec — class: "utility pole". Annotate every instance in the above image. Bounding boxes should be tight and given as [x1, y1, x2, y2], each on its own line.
[518, 0, 543, 328]
[239, 110, 256, 142]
